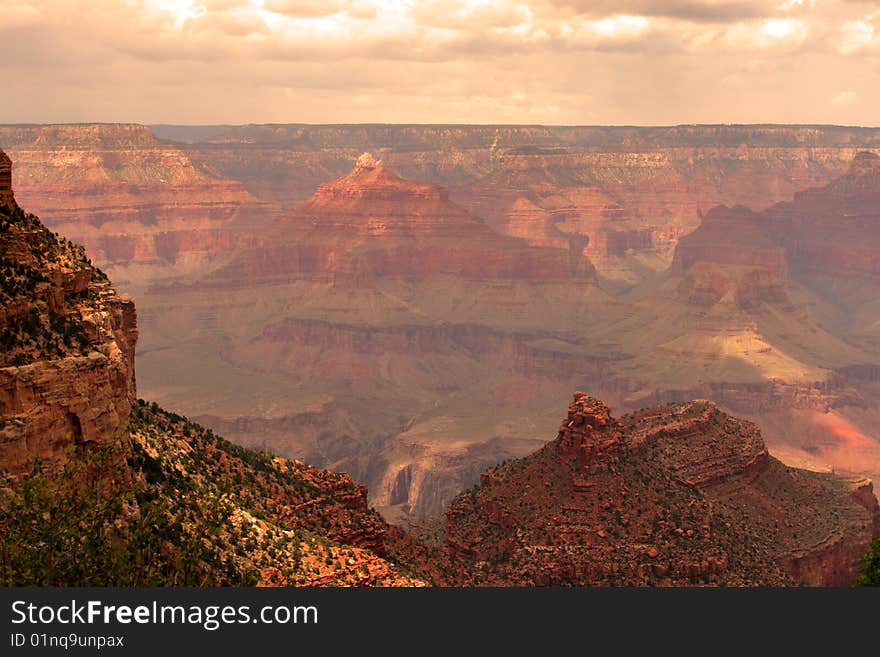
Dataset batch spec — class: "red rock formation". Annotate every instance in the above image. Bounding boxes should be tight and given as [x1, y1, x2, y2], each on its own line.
[674, 152, 880, 285]
[0, 151, 138, 476]
[420, 393, 880, 586]
[210, 153, 596, 284]
[2, 124, 257, 275]
[0, 296, 137, 476]
[671, 205, 787, 276]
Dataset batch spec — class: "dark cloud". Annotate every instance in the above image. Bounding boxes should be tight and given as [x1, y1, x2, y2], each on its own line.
[543, 0, 774, 22]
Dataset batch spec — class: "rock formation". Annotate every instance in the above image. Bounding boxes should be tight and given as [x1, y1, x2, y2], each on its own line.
[210, 152, 596, 283]
[404, 392, 879, 586]
[1, 124, 258, 298]
[652, 152, 880, 486]
[0, 151, 137, 476]
[768, 151, 880, 278]
[0, 149, 13, 211]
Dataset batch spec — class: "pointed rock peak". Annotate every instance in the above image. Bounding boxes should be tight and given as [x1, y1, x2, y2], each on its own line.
[341, 151, 402, 184]
[569, 392, 613, 428]
[556, 392, 621, 462]
[307, 150, 451, 207]
[355, 152, 383, 171]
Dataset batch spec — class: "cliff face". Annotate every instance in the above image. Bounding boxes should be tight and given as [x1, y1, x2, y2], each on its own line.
[0, 150, 137, 476]
[0, 150, 13, 211]
[1, 124, 257, 293]
[672, 205, 787, 278]
[674, 152, 880, 283]
[768, 151, 880, 278]
[414, 393, 879, 586]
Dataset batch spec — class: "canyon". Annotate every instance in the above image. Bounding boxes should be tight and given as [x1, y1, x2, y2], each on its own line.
[1, 124, 879, 523]
[0, 159, 420, 585]
[1, 149, 878, 586]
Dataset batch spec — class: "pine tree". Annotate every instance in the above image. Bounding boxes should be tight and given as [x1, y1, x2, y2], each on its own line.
[855, 537, 880, 587]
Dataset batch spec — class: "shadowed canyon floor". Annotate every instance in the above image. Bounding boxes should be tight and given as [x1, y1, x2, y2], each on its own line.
[1, 125, 879, 523]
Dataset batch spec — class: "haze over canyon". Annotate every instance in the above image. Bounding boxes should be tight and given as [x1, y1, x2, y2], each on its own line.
[2, 122, 879, 526]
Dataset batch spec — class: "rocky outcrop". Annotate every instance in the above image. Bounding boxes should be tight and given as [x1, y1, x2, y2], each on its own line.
[423, 392, 879, 586]
[0, 295, 137, 476]
[778, 477, 880, 587]
[0, 149, 138, 476]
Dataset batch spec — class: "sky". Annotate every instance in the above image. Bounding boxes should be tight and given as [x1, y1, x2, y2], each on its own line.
[0, 0, 879, 125]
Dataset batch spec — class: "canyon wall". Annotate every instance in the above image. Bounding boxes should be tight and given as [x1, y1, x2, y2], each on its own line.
[0, 150, 13, 210]
[3, 125, 880, 522]
[0, 124, 259, 299]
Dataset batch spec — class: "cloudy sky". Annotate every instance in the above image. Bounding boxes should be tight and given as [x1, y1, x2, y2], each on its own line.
[1, 0, 879, 125]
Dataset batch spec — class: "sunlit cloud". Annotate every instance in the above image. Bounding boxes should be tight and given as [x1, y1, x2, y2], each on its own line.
[839, 12, 879, 54]
[830, 90, 858, 105]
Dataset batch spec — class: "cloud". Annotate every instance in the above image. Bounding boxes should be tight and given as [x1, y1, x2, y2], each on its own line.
[0, 0, 878, 125]
[542, 1, 773, 22]
[263, 1, 377, 19]
[831, 90, 858, 105]
[838, 10, 880, 53]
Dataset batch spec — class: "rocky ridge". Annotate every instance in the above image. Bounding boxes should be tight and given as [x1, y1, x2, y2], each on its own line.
[401, 393, 879, 586]
[0, 164, 137, 476]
